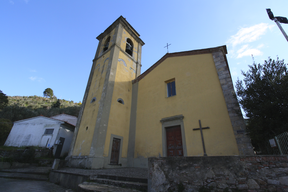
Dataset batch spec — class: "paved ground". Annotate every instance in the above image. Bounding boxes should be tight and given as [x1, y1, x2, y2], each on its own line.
[0, 178, 73, 192]
[55, 167, 148, 178]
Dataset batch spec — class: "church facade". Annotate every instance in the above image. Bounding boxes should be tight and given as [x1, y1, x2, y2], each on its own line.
[67, 16, 253, 169]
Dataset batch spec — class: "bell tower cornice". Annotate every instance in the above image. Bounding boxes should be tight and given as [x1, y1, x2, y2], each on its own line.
[96, 16, 145, 46]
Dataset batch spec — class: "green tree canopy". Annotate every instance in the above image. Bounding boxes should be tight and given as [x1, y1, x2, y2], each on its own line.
[52, 99, 61, 108]
[0, 118, 13, 145]
[0, 90, 8, 109]
[236, 57, 288, 151]
[43, 88, 54, 98]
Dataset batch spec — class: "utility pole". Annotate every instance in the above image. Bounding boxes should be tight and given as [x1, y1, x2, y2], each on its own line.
[266, 9, 288, 42]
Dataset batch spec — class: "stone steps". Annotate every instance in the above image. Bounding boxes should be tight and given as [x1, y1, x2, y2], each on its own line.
[50, 167, 148, 192]
[78, 174, 148, 192]
[79, 182, 144, 192]
[0, 172, 48, 181]
[1, 167, 51, 174]
[0, 167, 50, 181]
[91, 174, 148, 184]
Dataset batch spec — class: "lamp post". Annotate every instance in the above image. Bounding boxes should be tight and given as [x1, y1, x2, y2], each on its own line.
[266, 8, 288, 42]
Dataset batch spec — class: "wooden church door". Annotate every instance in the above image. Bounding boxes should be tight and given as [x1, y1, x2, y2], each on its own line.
[110, 138, 121, 164]
[166, 126, 183, 156]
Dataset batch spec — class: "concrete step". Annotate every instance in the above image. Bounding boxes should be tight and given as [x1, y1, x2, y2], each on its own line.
[50, 167, 148, 192]
[91, 174, 147, 184]
[0, 172, 48, 181]
[79, 182, 144, 192]
[0, 167, 51, 175]
[0, 166, 50, 181]
[87, 177, 147, 191]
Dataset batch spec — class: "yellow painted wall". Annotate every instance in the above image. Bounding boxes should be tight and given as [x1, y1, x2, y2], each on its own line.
[72, 30, 115, 156]
[103, 28, 139, 158]
[135, 53, 239, 158]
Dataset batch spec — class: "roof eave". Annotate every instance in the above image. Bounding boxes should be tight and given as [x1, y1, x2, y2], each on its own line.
[133, 45, 228, 83]
[96, 16, 144, 46]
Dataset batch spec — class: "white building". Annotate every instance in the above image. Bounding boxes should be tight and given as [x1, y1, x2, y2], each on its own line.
[51, 114, 77, 126]
[4, 115, 76, 157]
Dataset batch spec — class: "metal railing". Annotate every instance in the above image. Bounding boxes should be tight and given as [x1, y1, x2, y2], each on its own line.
[260, 132, 288, 155]
[275, 132, 288, 155]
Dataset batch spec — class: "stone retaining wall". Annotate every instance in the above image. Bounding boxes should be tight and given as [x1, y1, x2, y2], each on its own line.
[0, 162, 30, 169]
[148, 156, 288, 192]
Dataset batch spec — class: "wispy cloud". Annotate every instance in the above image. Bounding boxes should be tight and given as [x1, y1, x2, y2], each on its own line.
[29, 76, 45, 82]
[29, 76, 37, 81]
[9, 0, 29, 5]
[227, 23, 273, 59]
[29, 69, 37, 73]
[257, 44, 265, 48]
[227, 23, 273, 47]
[236, 45, 263, 58]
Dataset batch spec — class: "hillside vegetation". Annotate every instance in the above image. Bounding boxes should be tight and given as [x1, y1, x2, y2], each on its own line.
[0, 96, 82, 122]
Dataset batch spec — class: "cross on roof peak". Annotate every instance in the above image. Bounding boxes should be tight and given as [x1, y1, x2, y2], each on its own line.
[164, 43, 171, 53]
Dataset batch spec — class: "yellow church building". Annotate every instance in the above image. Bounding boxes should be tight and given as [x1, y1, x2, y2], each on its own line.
[67, 16, 253, 169]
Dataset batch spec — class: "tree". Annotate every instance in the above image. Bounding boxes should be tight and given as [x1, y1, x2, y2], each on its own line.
[0, 90, 8, 109]
[52, 99, 61, 108]
[0, 118, 13, 145]
[43, 88, 54, 98]
[0, 105, 38, 122]
[236, 57, 288, 151]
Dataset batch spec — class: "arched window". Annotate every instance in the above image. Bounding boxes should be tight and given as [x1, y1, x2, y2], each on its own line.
[125, 38, 133, 56]
[103, 36, 110, 52]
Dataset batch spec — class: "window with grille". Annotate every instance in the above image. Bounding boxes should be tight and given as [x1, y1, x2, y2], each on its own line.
[44, 129, 54, 134]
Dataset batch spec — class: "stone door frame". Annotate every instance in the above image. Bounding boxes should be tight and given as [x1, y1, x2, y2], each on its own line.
[108, 134, 123, 165]
[160, 115, 187, 157]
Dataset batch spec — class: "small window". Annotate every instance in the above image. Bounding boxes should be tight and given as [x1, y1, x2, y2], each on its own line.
[103, 36, 110, 52]
[44, 129, 54, 135]
[125, 38, 133, 56]
[91, 97, 96, 103]
[117, 98, 124, 104]
[166, 79, 176, 97]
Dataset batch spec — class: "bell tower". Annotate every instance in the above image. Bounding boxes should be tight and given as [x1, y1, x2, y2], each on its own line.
[68, 16, 144, 169]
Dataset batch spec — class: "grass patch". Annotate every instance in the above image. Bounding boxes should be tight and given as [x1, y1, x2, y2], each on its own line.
[0, 146, 26, 151]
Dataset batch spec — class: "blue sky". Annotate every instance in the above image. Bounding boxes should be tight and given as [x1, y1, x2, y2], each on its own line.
[1, 0, 287, 103]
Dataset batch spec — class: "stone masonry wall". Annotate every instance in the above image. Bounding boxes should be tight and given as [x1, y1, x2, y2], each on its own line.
[212, 50, 254, 156]
[148, 156, 288, 192]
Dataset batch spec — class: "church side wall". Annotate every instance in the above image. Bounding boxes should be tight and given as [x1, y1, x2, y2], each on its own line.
[212, 51, 254, 156]
[71, 29, 116, 157]
[134, 53, 239, 167]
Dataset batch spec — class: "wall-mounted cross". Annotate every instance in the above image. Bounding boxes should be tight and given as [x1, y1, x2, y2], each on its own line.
[164, 43, 171, 53]
[193, 120, 210, 156]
